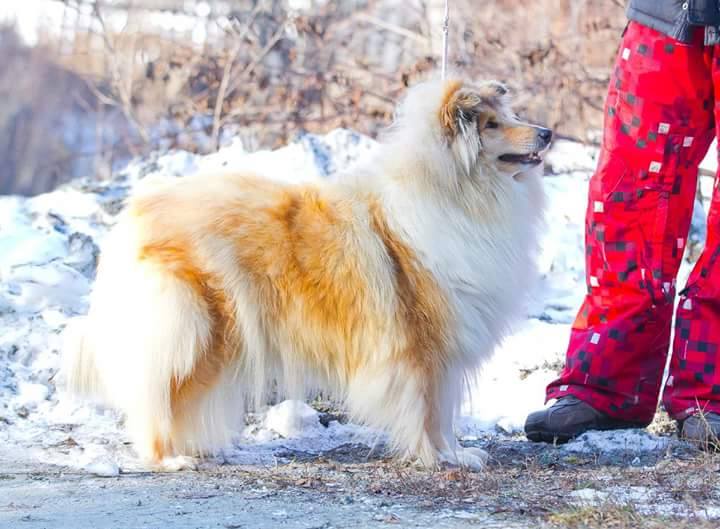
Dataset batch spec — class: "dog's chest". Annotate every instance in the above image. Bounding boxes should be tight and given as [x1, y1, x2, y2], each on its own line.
[386, 199, 537, 356]
[435, 232, 533, 359]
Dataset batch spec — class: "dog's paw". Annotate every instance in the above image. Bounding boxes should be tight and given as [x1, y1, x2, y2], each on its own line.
[441, 446, 488, 471]
[157, 455, 198, 472]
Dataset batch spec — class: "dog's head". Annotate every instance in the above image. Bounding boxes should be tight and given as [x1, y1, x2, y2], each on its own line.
[439, 79, 552, 179]
[394, 78, 552, 183]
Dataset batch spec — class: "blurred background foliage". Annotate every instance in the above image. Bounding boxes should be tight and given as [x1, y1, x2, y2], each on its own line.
[0, 0, 626, 195]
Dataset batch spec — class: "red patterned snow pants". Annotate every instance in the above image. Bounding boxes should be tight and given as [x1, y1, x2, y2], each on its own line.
[546, 21, 720, 423]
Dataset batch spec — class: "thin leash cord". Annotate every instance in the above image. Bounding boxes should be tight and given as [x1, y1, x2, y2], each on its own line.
[441, 0, 450, 80]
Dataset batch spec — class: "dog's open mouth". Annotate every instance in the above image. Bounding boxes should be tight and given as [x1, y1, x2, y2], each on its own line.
[498, 152, 543, 165]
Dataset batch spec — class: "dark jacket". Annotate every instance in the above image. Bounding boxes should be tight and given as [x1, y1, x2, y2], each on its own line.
[627, 0, 720, 42]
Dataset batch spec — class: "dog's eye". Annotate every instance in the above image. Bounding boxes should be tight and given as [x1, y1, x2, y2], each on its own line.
[485, 120, 499, 130]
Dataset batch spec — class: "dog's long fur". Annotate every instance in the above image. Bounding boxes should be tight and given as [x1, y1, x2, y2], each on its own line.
[62, 76, 549, 470]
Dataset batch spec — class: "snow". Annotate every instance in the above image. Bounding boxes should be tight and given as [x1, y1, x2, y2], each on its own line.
[84, 458, 121, 478]
[543, 139, 597, 174]
[459, 320, 571, 435]
[701, 139, 718, 175]
[0, 1, 67, 46]
[569, 483, 720, 520]
[564, 430, 670, 455]
[570, 488, 610, 503]
[0, 0, 326, 48]
[0, 1, 232, 47]
[0, 128, 706, 474]
[263, 400, 322, 439]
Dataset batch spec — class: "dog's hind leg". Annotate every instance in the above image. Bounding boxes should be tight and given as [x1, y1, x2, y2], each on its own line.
[166, 337, 244, 467]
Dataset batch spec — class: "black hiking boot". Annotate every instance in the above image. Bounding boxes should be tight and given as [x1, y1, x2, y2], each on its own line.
[524, 395, 648, 444]
[679, 412, 720, 451]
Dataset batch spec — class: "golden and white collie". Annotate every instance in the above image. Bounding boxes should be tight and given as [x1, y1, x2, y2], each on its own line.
[62, 76, 551, 471]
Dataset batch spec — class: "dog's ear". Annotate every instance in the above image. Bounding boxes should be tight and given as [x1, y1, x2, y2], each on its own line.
[439, 80, 506, 139]
[477, 81, 508, 100]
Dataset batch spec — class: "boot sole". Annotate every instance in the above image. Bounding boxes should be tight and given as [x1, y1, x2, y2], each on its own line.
[679, 421, 720, 451]
[525, 429, 574, 444]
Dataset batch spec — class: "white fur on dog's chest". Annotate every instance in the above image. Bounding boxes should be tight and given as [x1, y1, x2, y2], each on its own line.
[382, 186, 539, 362]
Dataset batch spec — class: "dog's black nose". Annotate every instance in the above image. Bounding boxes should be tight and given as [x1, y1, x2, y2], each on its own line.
[538, 128, 553, 144]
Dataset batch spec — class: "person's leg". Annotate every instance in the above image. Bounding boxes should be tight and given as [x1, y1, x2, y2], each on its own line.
[542, 23, 716, 429]
[664, 41, 720, 427]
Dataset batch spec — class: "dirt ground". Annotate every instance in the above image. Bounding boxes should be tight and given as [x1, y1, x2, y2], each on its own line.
[2, 431, 719, 529]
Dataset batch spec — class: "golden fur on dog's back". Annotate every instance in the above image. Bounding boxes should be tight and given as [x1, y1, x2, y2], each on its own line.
[62, 75, 550, 471]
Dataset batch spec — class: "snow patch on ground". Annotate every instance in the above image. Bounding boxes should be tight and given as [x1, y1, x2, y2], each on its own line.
[564, 429, 670, 455]
[84, 458, 121, 478]
[263, 400, 323, 439]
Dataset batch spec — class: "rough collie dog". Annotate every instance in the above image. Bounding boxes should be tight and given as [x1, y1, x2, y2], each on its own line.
[62, 76, 551, 471]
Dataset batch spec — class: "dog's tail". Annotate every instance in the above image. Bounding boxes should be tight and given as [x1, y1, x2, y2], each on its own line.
[61, 215, 244, 462]
[60, 316, 102, 398]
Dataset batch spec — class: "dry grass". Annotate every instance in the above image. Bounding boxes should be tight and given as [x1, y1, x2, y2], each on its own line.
[548, 505, 718, 529]
[548, 504, 643, 528]
[647, 407, 676, 437]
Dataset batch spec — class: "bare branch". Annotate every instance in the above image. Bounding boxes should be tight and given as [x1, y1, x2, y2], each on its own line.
[210, 0, 269, 151]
